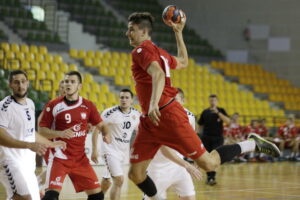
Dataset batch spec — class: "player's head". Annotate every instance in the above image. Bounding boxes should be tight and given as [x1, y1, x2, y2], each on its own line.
[126, 12, 154, 47]
[175, 88, 184, 105]
[286, 115, 295, 125]
[9, 70, 29, 98]
[232, 112, 239, 123]
[260, 118, 266, 126]
[58, 79, 66, 96]
[119, 88, 134, 109]
[208, 94, 218, 107]
[64, 71, 82, 97]
[250, 119, 259, 128]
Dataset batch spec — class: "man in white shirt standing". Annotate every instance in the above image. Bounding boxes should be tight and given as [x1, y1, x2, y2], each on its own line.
[144, 88, 201, 200]
[91, 89, 140, 200]
[0, 70, 65, 200]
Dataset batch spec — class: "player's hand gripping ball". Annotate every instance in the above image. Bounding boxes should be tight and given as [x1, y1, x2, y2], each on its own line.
[162, 5, 185, 26]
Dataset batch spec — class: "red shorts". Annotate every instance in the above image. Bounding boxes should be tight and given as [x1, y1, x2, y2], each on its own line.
[46, 157, 100, 192]
[130, 101, 206, 163]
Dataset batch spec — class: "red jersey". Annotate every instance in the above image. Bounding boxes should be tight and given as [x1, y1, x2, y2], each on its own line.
[257, 125, 269, 137]
[244, 125, 259, 136]
[277, 124, 298, 139]
[224, 123, 244, 138]
[131, 40, 178, 114]
[39, 96, 102, 161]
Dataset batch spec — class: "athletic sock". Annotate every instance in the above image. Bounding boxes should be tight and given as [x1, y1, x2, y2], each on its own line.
[207, 171, 216, 179]
[137, 175, 157, 197]
[238, 140, 256, 153]
[216, 144, 242, 164]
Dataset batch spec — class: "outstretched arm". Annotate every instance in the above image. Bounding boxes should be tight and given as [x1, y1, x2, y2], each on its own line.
[0, 127, 48, 155]
[160, 145, 202, 180]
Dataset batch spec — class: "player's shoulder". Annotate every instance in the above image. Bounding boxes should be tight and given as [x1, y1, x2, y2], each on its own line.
[47, 96, 64, 106]
[184, 108, 195, 117]
[130, 107, 141, 115]
[132, 40, 156, 55]
[25, 97, 35, 109]
[81, 97, 96, 107]
[102, 105, 120, 118]
[0, 96, 14, 112]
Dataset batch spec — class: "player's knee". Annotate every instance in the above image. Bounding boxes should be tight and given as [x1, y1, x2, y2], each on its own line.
[202, 159, 219, 172]
[42, 190, 59, 200]
[113, 176, 124, 187]
[128, 168, 143, 183]
[87, 192, 104, 200]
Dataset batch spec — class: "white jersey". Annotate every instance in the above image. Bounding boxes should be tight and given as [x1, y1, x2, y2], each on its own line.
[0, 96, 36, 168]
[148, 108, 195, 170]
[101, 106, 140, 157]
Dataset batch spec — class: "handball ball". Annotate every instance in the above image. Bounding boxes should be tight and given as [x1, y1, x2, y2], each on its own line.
[162, 5, 185, 26]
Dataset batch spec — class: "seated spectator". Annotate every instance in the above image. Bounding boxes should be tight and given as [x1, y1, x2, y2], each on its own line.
[274, 116, 300, 161]
[257, 119, 272, 161]
[223, 113, 246, 162]
[244, 120, 260, 162]
[224, 113, 244, 144]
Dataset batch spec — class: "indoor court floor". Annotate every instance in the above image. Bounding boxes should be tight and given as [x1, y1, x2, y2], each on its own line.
[1, 162, 300, 200]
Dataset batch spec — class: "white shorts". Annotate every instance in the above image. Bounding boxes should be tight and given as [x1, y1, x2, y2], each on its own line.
[0, 162, 40, 200]
[102, 153, 124, 178]
[144, 165, 195, 199]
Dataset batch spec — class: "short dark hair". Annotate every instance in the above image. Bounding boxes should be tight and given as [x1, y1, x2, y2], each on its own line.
[177, 88, 184, 98]
[9, 70, 28, 83]
[128, 12, 154, 35]
[209, 94, 218, 98]
[65, 71, 82, 83]
[120, 88, 134, 98]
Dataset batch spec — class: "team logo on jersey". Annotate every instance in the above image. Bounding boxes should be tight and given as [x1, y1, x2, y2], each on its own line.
[46, 107, 51, 112]
[137, 48, 142, 53]
[73, 124, 81, 132]
[50, 176, 62, 186]
[81, 112, 87, 119]
[132, 115, 136, 121]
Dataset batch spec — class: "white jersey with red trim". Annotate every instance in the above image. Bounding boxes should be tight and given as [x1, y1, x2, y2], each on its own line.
[100, 106, 140, 158]
[0, 96, 36, 168]
[148, 108, 195, 170]
[39, 96, 102, 161]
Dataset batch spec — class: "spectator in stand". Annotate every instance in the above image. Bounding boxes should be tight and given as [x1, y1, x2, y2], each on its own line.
[257, 119, 271, 161]
[257, 119, 269, 138]
[223, 113, 246, 162]
[244, 120, 260, 162]
[224, 113, 244, 145]
[275, 116, 300, 161]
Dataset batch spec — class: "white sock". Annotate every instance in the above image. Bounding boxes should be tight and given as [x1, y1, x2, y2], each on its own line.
[238, 140, 256, 154]
[291, 152, 295, 157]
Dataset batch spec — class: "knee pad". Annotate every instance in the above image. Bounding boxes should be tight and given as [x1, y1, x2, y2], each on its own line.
[42, 190, 59, 200]
[87, 192, 104, 200]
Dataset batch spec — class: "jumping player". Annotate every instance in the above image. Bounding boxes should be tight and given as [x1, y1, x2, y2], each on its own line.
[125, 12, 280, 199]
[39, 71, 111, 200]
[144, 88, 201, 200]
[91, 88, 140, 200]
[0, 70, 65, 200]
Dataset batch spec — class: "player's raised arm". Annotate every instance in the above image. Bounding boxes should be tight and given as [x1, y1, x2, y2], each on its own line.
[169, 10, 188, 70]
[147, 61, 165, 126]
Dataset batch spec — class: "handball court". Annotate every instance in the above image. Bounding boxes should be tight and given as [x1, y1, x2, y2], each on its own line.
[1, 162, 300, 200]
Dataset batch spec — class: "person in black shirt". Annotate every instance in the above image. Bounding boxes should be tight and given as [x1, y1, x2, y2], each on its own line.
[198, 94, 231, 185]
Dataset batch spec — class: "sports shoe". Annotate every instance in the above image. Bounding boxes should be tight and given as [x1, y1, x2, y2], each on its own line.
[248, 133, 281, 157]
[206, 178, 217, 186]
